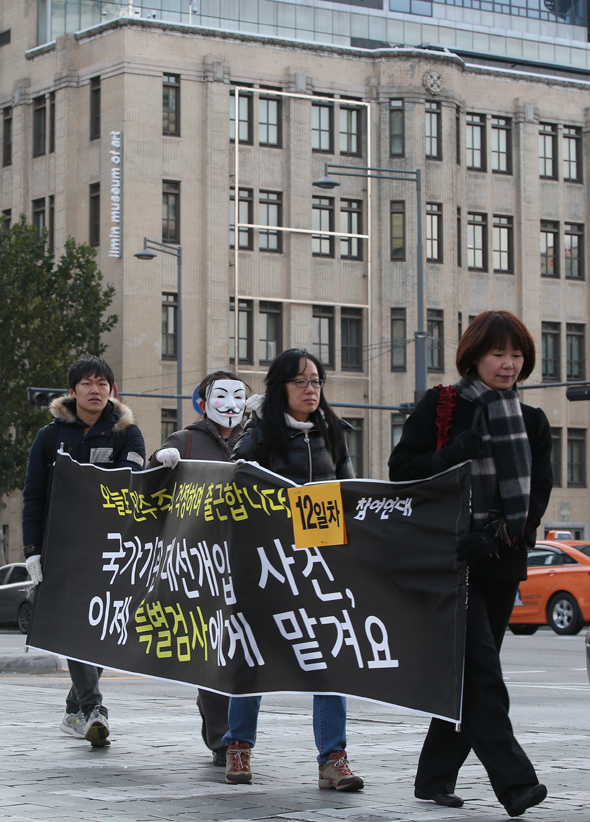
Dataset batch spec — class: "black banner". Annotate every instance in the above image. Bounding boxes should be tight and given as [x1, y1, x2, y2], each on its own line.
[30, 454, 470, 722]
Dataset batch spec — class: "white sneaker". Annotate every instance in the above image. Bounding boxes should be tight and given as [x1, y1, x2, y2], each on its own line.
[84, 706, 110, 747]
[60, 711, 86, 739]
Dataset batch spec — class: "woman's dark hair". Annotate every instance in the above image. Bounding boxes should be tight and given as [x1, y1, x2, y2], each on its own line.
[261, 349, 345, 462]
[456, 311, 536, 381]
[67, 357, 115, 391]
[198, 370, 248, 403]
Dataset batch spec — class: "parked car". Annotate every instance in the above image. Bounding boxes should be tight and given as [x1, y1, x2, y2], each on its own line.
[509, 540, 590, 636]
[0, 563, 35, 634]
[586, 626, 590, 685]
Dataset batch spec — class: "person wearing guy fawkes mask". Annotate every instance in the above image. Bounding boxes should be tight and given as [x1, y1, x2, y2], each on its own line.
[148, 371, 247, 766]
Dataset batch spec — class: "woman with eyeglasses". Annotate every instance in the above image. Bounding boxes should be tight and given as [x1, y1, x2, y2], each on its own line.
[223, 349, 363, 792]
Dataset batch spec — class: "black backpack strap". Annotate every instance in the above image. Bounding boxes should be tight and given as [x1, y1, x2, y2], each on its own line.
[42, 423, 61, 467]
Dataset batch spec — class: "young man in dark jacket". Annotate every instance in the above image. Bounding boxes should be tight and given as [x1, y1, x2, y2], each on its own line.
[22, 356, 145, 747]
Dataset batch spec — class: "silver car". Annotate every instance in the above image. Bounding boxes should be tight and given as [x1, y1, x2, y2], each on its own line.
[0, 563, 35, 634]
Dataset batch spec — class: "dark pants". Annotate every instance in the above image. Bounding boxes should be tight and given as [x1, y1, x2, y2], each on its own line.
[65, 660, 106, 719]
[197, 690, 229, 751]
[415, 576, 538, 802]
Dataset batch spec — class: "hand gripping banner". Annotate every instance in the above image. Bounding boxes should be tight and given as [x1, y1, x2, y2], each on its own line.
[29, 454, 471, 722]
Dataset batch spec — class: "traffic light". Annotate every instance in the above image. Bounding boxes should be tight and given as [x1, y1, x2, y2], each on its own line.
[27, 388, 67, 407]
[566, 385, 590, 402]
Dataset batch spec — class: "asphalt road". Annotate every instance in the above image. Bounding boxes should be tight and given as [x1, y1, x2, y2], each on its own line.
[1, 624, 588, 727]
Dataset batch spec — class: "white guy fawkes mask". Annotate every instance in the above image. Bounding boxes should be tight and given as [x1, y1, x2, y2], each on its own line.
[205, 379, 246, 428]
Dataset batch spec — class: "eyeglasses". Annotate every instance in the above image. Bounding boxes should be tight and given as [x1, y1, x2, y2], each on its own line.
[287, 378, 325, 389]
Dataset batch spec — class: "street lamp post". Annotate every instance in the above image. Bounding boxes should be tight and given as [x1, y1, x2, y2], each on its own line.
[134, 238, 183, 430]
[313, 162, 426, 403]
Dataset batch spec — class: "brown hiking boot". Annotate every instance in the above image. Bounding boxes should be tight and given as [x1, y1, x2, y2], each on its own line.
[318, 750, 364, 791]
[225, 741, 252, 784]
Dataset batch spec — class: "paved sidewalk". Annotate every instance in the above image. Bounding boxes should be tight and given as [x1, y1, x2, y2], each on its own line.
[0, 657, 589, 822]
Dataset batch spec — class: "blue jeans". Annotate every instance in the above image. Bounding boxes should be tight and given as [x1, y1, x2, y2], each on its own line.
[222, 695, 347, 765]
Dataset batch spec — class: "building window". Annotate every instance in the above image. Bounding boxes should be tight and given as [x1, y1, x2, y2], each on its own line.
[542, 321, 560, 382]
[229, 298, 253, 364]
[467, 212, 487, 271]
[230, 89, 253, 144]
[425, 101, 441, 160]
[32, 198, 45, 236]
[466, 113, 486, 171]
[455, 105, 461, 165]
[493, 215, 512, 273]
[340, 199, 362, 260]
[457, 207, 462, 268]
[390, 99, 404, 157]
[391, 413, 405, 450]
[458, 311, 463, 342]
[49, 92, 55, 153]
[48, 195, 54, 252]
[566, 323, 585, 381]
[427, 309, 444, 372]
[230, 187, 253, 250]
[162, 180, 180, 243]
[312, 196, 334, 257]
[491, 117, 511, 174]
[162, 293, 177, 359]
[391, 201, 405, 261]
[426, 203, 442, 262]
[340, 106, 361, 156]
[33, 96, 46, 157]
[2, 107, 11, 166]
[541, 220, 559, 277]
[551, 428, 562, 487]
[563, 126, 581, 182]
[89, 184, 100, 247]
[313, 305, 334, 368]
[259, 96, 281, 147]
[567, 428, 586, 487]
[90, 77, 100, 140]
[259, 191, 282, 252]
[163, 74, 180, 136]
[259, 301, 282, 364]
[0, 524, 7, 565]
[161, 408, 177, 442]
[1, 209, 11, 229]
[343, 418, 363, 476]
[565, 223, 584, 280]
[312, 103, 333, 153]
[341, 307, 363, 371]
[539, 123, 557, 179]
[391, 308, 406, 372]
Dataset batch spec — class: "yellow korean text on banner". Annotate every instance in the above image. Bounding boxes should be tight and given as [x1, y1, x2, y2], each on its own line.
[288, 482, 347, 549]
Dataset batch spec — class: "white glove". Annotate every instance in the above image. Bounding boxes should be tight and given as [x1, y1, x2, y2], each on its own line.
[25, 555, 43, 585]
[157, 447, 181, 468]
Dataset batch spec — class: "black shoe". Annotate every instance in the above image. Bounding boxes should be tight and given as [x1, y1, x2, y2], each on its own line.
[415, 788, 464, 808]
[213, 746, 228, 767]
[502, 784, 547, 817]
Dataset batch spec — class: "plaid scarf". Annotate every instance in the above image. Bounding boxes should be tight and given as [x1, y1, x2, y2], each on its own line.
[454, 375, 531, 540]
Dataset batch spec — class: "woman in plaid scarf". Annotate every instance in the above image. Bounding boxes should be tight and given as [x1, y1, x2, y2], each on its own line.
[389, 311, 553, 818]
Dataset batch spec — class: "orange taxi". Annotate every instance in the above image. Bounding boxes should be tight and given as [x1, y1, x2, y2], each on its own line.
[509, 540, 590, 635]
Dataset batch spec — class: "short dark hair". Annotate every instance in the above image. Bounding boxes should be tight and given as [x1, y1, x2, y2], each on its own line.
[456, 311, 536, 381]
[198, 371, 248, 403]
[67, 357, 115, 391]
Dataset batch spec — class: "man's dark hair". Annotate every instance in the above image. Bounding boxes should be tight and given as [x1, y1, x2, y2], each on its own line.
[67, 357, 115, 391]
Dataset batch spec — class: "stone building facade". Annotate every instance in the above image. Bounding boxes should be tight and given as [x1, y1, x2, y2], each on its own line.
[1, 0, 590, 559]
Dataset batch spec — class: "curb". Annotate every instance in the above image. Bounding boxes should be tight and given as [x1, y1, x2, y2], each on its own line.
[0, 654, 62, 674]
